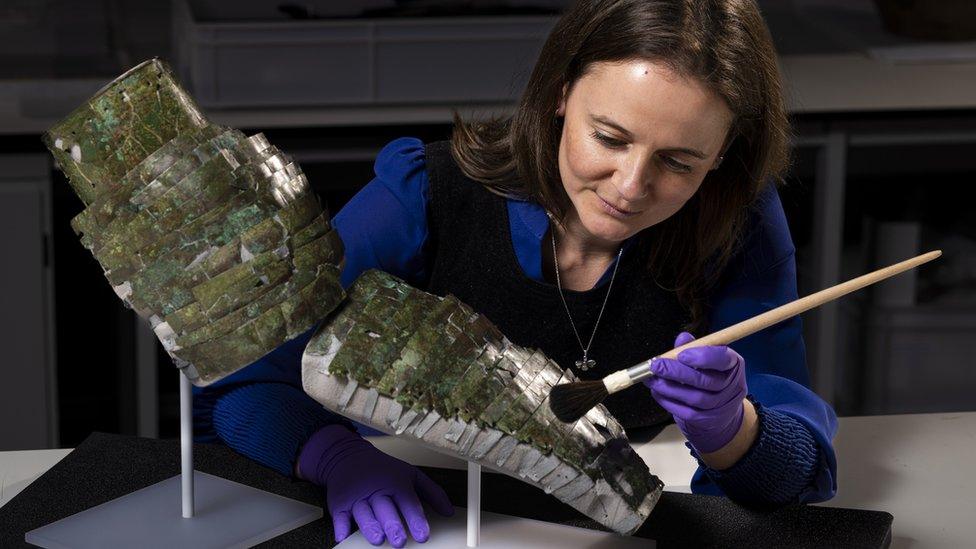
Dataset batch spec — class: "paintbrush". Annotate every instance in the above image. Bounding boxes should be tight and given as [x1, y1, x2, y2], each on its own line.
[549, 250, 943, 423]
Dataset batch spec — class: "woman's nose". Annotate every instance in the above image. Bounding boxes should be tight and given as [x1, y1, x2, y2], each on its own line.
[614, 157, 650, 201]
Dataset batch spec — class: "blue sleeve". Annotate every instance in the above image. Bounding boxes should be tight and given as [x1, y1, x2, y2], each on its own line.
[332, 136, 430, 288]
[191, 136, 431, 476]
[192, 325, 356, 477]
[689, 184, 838, 505]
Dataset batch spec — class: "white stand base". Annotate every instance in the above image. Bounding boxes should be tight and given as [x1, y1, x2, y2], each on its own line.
[334, 506, 652, 548]
[25, 471, 322, 549]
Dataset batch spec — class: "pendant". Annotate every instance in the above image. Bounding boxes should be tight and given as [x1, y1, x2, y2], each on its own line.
[575, 357, 596, 371]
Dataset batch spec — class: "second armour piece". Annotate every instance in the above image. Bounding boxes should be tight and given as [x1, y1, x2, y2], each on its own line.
[302, 270, 662, 535]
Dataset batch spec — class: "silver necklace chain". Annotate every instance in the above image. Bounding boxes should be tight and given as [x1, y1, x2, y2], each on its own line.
[551, 230, 623, 372]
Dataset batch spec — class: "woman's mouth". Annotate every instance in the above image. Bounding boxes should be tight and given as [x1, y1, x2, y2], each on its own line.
[598, 196, 640, 218]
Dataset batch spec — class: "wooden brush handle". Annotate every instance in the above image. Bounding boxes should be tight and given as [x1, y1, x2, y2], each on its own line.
[608, 250, 942, 393]
[660, 250, 942, 358]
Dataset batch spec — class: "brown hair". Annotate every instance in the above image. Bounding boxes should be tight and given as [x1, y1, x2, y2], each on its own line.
[450, 0, 791, 333]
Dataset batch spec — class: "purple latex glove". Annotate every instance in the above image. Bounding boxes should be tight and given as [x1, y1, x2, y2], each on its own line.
[643, 332, 748, 454]
[297, 424, 455, 547]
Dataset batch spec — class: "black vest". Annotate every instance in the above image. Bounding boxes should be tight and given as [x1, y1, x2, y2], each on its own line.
[421, 141, 692, 431]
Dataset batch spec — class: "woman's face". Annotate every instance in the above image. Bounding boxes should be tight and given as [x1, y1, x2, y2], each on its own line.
[556, 59, 734, 246]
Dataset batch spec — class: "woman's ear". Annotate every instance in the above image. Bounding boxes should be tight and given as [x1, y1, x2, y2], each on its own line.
[556, 83, 568, 117]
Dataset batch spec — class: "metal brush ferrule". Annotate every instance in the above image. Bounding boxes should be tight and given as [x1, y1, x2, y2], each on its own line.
[603, 359, 655, 394]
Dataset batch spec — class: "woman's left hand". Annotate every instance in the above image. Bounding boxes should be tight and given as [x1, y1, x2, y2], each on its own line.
[643, 332, 748, 454]
[297, 425, 455, 547]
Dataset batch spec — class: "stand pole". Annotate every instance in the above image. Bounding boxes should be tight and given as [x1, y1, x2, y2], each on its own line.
[25, 370, 323, 548]
[180, 371, 194, 518]
[467, 461, 480, 548]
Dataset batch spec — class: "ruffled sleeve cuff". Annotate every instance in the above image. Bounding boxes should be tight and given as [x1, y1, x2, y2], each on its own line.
[689, 396, 822, 506]
[212, 382, 356, 478]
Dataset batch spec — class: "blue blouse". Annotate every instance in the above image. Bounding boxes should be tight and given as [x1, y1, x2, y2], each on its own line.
[194, 137, 838, 505]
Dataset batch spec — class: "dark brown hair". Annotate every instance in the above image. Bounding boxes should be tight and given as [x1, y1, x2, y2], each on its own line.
[450, 0, 791, 333]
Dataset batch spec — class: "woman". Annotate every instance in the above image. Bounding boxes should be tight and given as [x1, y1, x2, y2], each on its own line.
[195, 0, 838, 546]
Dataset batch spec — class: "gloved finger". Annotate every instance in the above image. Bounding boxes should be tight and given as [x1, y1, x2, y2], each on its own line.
[352, 499, 385, 546]
[648, 387, 700, 420]
[393, 491, 431, 543]
[332, 510, 353, 543]
[415, 469, 455, 517]
[650, 358, 729, 391]
[652, 389, 744, 425]
[677, 345, 741, 372]
[674, 331, 696, 348]
[648, 377, 734, 410]
[369, 494, 407, 549]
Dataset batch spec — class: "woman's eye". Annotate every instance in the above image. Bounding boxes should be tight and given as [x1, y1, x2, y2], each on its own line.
[662, 156, 692, 173]
[590, 131, 626, 149]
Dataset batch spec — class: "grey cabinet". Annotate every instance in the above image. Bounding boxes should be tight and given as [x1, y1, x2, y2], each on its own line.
[864, 306, 976, 414]
[0, 155, 58, 450]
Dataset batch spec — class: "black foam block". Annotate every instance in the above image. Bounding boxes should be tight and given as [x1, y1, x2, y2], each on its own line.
[0, 432, 891, 548]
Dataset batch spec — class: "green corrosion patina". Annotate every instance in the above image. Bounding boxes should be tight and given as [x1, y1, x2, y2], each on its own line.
[317, 269, 600, 467]
[43, 58, 345, 386]
[44, 59, 209, 205]
[69, 125, 225, 246]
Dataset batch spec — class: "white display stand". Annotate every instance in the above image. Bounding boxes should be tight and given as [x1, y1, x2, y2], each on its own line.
[24, 372, 323, 548]
[335, 461, 651, 549]
[24, 372, 648, 548]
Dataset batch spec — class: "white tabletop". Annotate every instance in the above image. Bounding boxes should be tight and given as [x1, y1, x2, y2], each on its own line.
[815, 412, 976, 549]
[3, 412, 973, 548]
[0, 448, 72, 509]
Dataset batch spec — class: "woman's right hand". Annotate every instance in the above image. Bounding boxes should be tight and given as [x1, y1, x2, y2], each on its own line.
[643, 332, 750, 456]
[297, 424, 455, 547]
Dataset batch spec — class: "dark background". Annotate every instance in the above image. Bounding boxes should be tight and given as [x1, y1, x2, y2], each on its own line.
[2, 0, 975, 450]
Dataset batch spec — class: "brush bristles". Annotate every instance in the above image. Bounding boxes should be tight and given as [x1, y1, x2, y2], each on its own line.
[549, 380, 609, 423]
